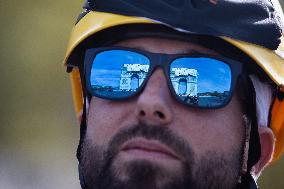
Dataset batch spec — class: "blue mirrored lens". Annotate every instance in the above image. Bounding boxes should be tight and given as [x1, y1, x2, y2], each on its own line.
[90, 50, 150, 98]
[170, 57, 232, 108]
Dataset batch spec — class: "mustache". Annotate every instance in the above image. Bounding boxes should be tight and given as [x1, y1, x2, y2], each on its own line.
[106, 124, 194, 162]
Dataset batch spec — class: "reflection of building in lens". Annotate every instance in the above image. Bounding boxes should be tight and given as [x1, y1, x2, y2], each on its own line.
[120, 64, 149, 91]
[171, 68, 198, 102]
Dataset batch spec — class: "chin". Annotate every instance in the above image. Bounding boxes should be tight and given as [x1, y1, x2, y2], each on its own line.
[110, 157, 186, 188]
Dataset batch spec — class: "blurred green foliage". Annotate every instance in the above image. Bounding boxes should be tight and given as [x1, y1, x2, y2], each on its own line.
[0, 1, 82, 188]
[0, 0, 283, 188]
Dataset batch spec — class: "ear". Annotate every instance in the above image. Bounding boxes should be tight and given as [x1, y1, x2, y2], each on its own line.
[252, 127, 275, 176]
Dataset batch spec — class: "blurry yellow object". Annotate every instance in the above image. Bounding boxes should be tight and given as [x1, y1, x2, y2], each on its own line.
[64, 11, 284, 163]
[271, 88, 284, 161]
[70, 69, 83, 119]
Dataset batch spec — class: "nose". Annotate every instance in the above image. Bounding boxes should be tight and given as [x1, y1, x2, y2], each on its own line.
[135, 68, 173, 125]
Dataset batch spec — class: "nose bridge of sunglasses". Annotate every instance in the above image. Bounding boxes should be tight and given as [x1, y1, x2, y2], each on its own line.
[145, 52, 173, 77]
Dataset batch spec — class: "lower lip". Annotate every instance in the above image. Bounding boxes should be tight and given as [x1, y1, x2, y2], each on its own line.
[121, 148, 178, 160]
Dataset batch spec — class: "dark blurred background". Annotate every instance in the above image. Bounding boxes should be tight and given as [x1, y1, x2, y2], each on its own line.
[0, 1, 283, 188]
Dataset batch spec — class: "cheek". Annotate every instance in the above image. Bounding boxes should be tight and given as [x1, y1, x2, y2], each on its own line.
[172, 95, 245, 158]
[86, 97, 135, 147]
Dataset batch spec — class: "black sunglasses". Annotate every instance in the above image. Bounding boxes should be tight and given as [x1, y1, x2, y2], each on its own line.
[84, 47, 243, 108]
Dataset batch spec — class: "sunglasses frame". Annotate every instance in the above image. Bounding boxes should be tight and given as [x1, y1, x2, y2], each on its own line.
[84, 47, 243, 109]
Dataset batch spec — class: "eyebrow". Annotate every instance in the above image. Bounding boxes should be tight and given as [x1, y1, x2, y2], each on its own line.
[180, 49, 209, 54]
[180, 47, 219, 55]
[126, 46, 217, 55]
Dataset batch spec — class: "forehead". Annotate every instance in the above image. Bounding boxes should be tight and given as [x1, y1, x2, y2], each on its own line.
[115, 37, 219, 55]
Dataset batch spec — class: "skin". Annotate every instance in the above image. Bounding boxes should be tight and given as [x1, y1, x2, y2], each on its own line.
[83, 37, 247, 189]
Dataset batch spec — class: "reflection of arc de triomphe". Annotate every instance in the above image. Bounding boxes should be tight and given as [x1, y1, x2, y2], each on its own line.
[170, 68, 198, 96]
[120, 64, 149, 91]
[119, 64, 198, 96]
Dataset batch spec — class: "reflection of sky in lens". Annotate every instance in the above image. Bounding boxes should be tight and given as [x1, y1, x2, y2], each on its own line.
[171, 58, 231, 93]
[90, 50, 150, 87]
[91, 51, 231, 94]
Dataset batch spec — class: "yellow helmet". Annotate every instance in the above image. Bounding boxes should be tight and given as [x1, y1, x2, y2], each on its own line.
[64, 1, 284, 163]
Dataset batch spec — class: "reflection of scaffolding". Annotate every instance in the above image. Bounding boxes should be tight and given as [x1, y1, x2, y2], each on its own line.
[120, 64, 149, 90]
[171, 68, 198, 96]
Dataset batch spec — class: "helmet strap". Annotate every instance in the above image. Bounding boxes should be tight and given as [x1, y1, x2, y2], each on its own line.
[77, 102, 88, 189]
[77, 61, 89, 189]
[237, 172, 259, 189]
[236, 74, 261, 189]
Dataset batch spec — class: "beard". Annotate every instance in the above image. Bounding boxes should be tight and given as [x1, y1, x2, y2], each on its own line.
[79, 124, 243, 189]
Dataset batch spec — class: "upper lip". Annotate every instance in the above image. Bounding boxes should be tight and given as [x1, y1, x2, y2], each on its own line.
[120, 137, 181, 160]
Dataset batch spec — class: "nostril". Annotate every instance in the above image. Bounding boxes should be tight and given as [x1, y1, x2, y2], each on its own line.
[155, 111, 165, 119]
[139, 110, 146, 116]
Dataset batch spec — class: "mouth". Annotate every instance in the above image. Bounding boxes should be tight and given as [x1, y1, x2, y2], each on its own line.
[120, 137, 181, 161]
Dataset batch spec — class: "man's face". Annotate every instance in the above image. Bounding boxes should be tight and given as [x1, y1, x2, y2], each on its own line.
[81, 37, 246, 189]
